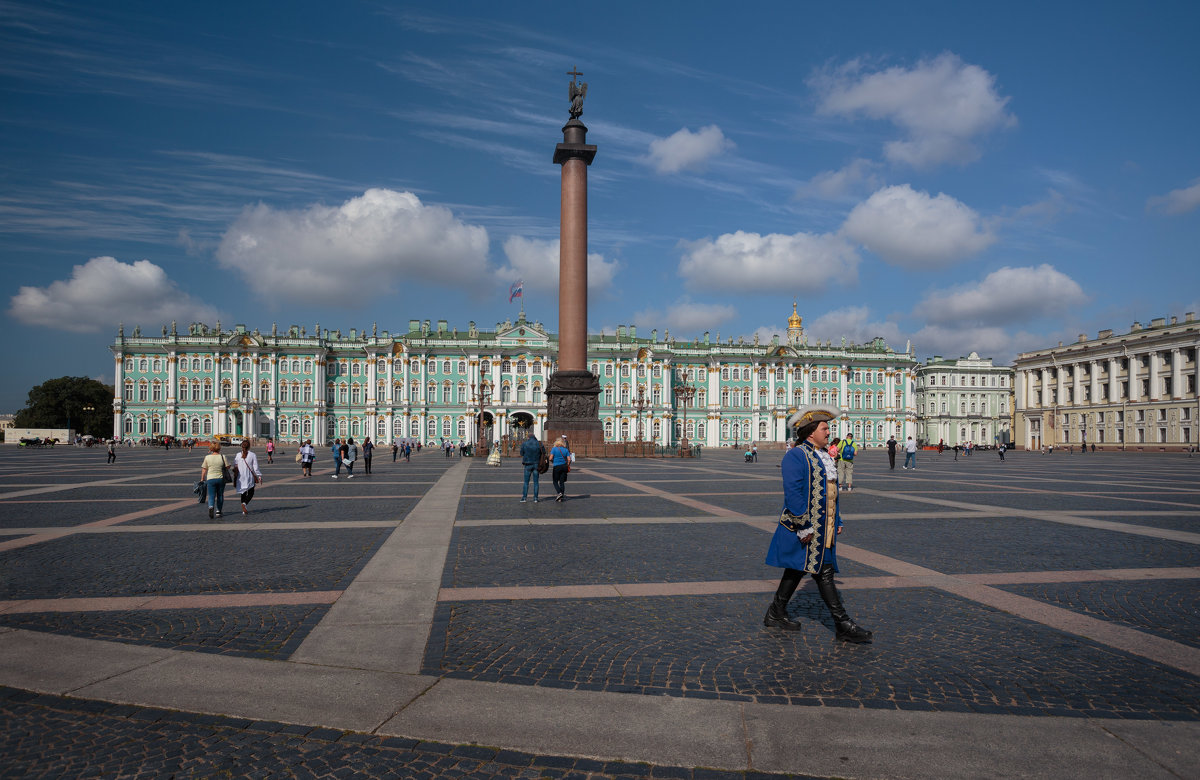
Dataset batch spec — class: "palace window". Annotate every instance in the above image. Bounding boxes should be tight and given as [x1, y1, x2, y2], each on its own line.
[721, 389, 730, 405]
[441, 360, 450, 374]
[759, 421, 768, 439]
[653, 420, 661, 439]
[620, 420, 630, 440]
[638, 364, 646, 378]
[605, 364, 614, 376]
[139, 359, 148, 373]
[220, 358, 230, 372]
[653, 386, 662, 404]
[604, 387, 614, 405]
[699, 369, 707, 380]
[653, 365, 661, 378]
[124, 415, 133, 434]
[458, 360, 467, 374]
[516, 360, 527, 374]
[697, 389, 706, 406]
[501, 360, 512, 373]
[410, 385, 420, 402]
[854, 372, 862, 383]
[758, 368, 767, 381]
[604, 419, 614, 438]
[722, 368, 729, 380]
[442, 383, 452, 403]
[742, 389, 751, 406]
[759, 388, 768, 407]
[138, 417, 148, 435]
[592, 362, 599, 375]
[378, 360, 386, 373]
[501, 385, 511, 403]
[533, 385, 541, 404]
[621, 364, 630, 377]
[238, 358, 249, 373]
[457, 383, 467, 403]
[138, 382, 148, 402]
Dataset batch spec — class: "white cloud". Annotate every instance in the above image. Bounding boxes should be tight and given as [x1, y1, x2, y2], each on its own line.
[497, 236, 618, 296]
[806, 306, 906, 348]
[1147, 178, 1200, 215]
[841, 184, 995, 269]
[796, 158, 881, 200]
[911, 324, 1045, 364]
[215, 188, 490, 305]
[918, 264, 1087, 327]
[679, 230, 859, 293]
[8, 256, 220, 333]
[633, 298, 737, 334]
[814, 53, 1016, 168]
[646, 125, 734, 174]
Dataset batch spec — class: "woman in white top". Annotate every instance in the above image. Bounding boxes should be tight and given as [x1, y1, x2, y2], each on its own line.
[299, 439, 315, 477]
[233, 439, 263, 515]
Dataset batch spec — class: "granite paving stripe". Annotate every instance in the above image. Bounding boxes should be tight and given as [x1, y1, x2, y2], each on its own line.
[455, 514, 737, 527]
[835, 544, 1200, 678]
[442, 522, 890, 588]
[1, 520, 402, 535]
[579, 467, 744, 517]
[457, 494, 707, 521]
[424, 589, 1200, 719]
[0, 604, 331, 659]
[0, 468, 197, 500]
[0, 590, 342, 614]
[996, 578, 1200, 650]
[832, 515, 1199, 574]
[0, 528, 390, 599]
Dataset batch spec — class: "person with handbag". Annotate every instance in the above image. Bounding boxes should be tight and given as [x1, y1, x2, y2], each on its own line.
[199, 441, 231, 519]
[233, 439, 263, 515]
[763, 405, 873, 643]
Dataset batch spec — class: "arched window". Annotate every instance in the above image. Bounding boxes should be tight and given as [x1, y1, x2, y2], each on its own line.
[339, 385, 348, 404]
[442, 383, 452, 403]
[501, 360, 512, 373]
[653, 420, 661, 439]
[604, 386, 613, 404]
[443, 360, 452, 374]
[139, 359, 148, 373]
[458, 360, 466, 374]
[427, 359, 436, 373]
[221, 358, 231, 372]
[480, 360, 490, 374]
[721, 389, 730, 405]
[621, 364, 630, 377]
[742, 389, 751, 406]
[638, 364, 646, 378]
[759, 421, 768, 438]
[501, 384, 511, 402]
[517, 384, 527, 403]
[260, 383, 270, 402]
[620, 384, 630, 404]
[457, 383, 467, 403]
[533, 384, 542, 404]
[652, 386, 662, 404]
[697, 389, 706, 406]
[138, 417, 148, 435]
[516, 360, 527, 374]
[138, 381, 148, 402]
[604, 419, 614, 438]
[820, 370, 827, 382]
[202, 417, 212, 435]
[124, 381, 134, 401]
[721, 368, 729, 380]
[240, 358, 250, 372]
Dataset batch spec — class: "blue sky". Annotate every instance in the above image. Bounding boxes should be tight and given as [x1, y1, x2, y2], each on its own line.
[2, 0, 1198, 413]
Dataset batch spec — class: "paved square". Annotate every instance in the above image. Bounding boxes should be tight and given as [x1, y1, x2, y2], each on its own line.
[0, 444, 1197, 778]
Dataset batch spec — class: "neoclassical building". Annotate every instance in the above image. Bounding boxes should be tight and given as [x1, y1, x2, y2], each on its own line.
[1013, 313, 1199, 450]
[915, 352, 1014, 447]
[110, 306, 920, 448]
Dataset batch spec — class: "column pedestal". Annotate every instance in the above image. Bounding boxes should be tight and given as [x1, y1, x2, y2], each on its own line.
[545, 370, 604, 446]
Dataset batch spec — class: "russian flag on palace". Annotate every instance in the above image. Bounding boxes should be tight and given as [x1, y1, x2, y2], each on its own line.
[509, 280, 523, 303]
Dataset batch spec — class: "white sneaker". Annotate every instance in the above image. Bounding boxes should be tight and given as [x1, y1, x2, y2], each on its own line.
[332, 475, 338, 479]
[348, 474, 355, 479]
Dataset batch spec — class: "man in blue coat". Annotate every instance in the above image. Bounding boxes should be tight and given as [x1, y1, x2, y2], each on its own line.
[764, 405, 873, 643]
[519, 430, 543, 503]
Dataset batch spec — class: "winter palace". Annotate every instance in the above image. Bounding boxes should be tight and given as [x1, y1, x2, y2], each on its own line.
[110, 305, 923, 448]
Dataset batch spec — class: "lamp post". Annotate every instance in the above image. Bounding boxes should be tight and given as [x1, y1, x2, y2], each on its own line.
[633, 384, 647, 443]
[471, 380, 491, 455]
[674, 383, 695, 455]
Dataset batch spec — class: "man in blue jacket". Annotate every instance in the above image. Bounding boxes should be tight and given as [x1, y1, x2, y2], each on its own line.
[519, 430, 544, 503]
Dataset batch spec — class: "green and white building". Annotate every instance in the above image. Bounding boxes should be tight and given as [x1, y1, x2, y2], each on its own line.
[110, 306, 920, 447]
[916, 352, 1014, 447]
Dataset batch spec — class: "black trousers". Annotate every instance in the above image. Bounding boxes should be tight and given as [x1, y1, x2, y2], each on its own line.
[888, 450, 896, 469]
[552, 464, 569, 496]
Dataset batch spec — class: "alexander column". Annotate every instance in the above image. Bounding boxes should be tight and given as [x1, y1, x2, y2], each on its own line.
[545, 68, 603, 447]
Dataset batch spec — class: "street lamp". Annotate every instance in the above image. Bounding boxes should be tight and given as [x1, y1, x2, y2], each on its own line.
[674, 383, 695, 455]
[471, 380, 491, 455]
[633, 384, 648, 443]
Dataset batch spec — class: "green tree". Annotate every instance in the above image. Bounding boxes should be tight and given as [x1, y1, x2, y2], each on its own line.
[13, 376, 112, 436]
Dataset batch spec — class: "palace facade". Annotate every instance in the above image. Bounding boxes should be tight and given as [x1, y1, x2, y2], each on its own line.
[915, 352, 1014, 447]
[110, 305, 920, 448]
[1013, 313, 1199, 450]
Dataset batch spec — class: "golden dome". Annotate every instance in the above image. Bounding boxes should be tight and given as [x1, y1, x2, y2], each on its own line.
[788, 301, 802, 329]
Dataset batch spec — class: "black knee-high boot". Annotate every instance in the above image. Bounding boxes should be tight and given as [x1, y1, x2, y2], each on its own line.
[764, 568, 805, 630]
[814, 565, 873, 643]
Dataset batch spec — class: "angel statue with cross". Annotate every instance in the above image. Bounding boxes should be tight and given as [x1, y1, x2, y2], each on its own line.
[568, 67, 587, 119]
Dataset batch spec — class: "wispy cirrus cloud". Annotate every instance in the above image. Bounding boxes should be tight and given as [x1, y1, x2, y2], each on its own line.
[1147, 177, 1200, 215]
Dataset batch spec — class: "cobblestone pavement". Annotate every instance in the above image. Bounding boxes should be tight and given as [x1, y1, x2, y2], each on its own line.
[0, 687, 817, 780]
[0, 445, 1197, 777]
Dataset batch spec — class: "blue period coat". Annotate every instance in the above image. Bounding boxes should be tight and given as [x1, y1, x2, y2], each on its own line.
[765, 441, 842, 574]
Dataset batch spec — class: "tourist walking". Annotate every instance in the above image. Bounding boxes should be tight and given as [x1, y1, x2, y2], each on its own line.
[330, 438, 343, 478]
[199, 442, 230, 519]
[886, 434, 897, 470]
[998, 442, 1006, 462]
[903, 436, 917, 469]
[265, 438, 275, 463]
[107, 439, 117, 464]
[519, 430, 543, 502]
[837, 433, 856, 492]
[344, 438, 357, 479]
[300, 439, 315, 477]
[763, 405, 873, 643]
[233, 439, 263, 516]
[550, 436, 571, 502]
[362, 437, 374, 474]
[392, 441, 399, 462]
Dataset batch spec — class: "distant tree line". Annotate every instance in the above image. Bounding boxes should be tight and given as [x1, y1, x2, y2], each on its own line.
[11, 377, 112, 437]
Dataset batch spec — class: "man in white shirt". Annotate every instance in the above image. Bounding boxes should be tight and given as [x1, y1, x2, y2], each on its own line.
[903, 436, 918, 469]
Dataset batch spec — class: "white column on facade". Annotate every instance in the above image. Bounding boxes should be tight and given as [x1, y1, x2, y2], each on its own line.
[802, 364, 811, 408]
[1108, 358, 1119, 404]
[1089, 360, 1099, 406]
[1040, 368, 1051, 407]
[314, 353, 326, 445]
[1128, 355, 1140, 402]
[1072, 363, 1083, 407]
[1148, 351, 1160, 401]
[1015, 370, 1027, 412]
[113, 352, 124, 439]
[1171, 348, 1182, 399]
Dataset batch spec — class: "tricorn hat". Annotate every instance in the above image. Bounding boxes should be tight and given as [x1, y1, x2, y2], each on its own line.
[787, 404, 839, 431]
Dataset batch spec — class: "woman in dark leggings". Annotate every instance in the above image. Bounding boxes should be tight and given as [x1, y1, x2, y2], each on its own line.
[549, 436, 571, 502]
